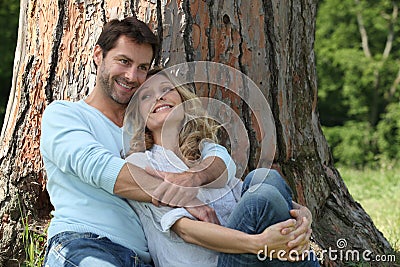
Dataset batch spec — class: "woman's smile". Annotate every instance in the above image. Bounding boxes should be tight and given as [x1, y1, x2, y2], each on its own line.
[153, 103, 174, 113]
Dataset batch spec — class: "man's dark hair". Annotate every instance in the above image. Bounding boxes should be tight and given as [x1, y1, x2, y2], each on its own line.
[96, 17, 159, 63]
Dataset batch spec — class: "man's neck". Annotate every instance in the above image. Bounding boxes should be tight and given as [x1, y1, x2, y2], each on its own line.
[85, 91, 126, 127]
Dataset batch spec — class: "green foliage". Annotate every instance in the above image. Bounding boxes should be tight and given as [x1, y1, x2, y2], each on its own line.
[376, 102, 400, 162]
[316, 0, 400, 167]
[322, 122, 376, 168]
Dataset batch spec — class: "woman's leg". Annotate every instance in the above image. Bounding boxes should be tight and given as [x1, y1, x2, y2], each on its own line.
[218, 168, 320, 267]
[241, 168, 293, 208]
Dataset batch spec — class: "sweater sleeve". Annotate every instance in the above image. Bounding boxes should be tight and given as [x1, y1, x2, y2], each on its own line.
[40, 101, 125, 194]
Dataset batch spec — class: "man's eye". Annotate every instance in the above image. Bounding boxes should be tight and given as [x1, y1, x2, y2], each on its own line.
[120, 59, 128, 64]
[139, 65, 149, 71]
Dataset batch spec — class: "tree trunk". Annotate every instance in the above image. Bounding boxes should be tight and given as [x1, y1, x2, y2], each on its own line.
[0, 0, 393, 266]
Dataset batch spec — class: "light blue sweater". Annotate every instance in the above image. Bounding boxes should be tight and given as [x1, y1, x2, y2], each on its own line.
[40, 99, 235, 263]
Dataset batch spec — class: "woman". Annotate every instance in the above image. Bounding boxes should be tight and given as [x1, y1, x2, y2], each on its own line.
[123, 69, 320, 267]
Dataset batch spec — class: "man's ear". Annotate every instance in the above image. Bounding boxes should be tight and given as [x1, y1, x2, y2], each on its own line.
[93, 45, 103, 67]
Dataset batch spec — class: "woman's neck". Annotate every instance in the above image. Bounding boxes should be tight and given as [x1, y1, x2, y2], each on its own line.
[152, 126, 180, 154]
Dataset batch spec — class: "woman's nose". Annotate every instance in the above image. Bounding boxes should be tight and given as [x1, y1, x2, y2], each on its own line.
[156, 92, 167, 101]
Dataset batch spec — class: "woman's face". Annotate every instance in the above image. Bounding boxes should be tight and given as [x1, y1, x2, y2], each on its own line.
[137, 74, 185, 132]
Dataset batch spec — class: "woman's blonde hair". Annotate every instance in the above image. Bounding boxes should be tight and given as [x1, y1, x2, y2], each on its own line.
[126, 68, 220, 163]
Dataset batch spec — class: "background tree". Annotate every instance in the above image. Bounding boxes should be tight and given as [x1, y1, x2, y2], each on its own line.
[0, 0, 395, 266]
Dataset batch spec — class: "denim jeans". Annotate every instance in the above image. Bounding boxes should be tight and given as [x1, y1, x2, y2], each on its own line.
[218, 168, 320, 267]
[42, 232, 153, 267]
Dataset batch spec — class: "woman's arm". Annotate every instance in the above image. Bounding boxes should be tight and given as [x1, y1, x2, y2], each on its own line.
[171, 217, 298, 255]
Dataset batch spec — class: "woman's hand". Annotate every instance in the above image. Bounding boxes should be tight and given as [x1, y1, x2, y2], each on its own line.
[182, 197, 221, 224]
[291, 201, 312, 227]
[185, 205, 221, 225]
[285, 201, 313, 260]
[255, 219, 297, 257]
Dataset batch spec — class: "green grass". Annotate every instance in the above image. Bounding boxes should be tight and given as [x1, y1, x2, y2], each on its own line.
[339, 166, 400, 252]
[21, 217, 46, 267]
[18, 197, 47, 267]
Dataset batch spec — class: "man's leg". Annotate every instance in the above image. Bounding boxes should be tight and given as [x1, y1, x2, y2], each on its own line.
[43, 232, 152, 267]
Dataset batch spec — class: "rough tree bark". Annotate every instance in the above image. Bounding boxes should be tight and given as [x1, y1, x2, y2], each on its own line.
[0, 0, 394, 266]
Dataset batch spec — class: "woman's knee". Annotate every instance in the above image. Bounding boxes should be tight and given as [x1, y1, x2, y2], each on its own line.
[244, 168, 281, 184]
[240, 183, 292, 224]
[243, 168, 293, 207]
[243, 168, 288, 189]
[245, 183, 285, 204]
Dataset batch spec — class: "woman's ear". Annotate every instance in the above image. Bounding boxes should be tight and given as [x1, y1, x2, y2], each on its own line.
[93, 45, 103, 67]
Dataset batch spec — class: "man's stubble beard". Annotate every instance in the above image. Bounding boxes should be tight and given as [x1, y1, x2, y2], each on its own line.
[98, 64, 132, 106]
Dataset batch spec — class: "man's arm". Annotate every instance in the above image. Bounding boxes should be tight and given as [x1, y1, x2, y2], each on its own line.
[113, 163, 159, 202]
[147, 143, 236, 205]
[146, 156, 228, 188]
[115, 142, 234, 208]
[114, 163, 201, 208]
[114, 158, 226, 207]
[40, 102, 221, 208]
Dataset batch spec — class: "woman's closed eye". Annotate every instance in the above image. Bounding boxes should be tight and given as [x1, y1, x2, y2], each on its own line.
[159, 87, 175, 97]
[162, 87, 173, 92]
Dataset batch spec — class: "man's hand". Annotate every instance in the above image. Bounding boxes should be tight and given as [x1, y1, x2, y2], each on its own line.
[146, 167, 200, 207]
[146, 167, 202, 187]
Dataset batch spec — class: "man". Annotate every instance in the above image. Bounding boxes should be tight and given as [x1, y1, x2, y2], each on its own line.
[40, 16, 235, 267]
[40, 17, 313, 267]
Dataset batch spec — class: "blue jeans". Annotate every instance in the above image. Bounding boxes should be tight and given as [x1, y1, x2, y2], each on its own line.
[218, 168, 320, 267]
[42, 232, 153, 267]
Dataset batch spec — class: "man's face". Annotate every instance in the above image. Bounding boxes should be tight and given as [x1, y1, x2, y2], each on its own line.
[94, 36, 153, 105]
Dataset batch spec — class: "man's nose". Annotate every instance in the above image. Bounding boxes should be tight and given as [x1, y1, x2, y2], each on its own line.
[125, 67, 146, 83]
[125, 67, 138, 81]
